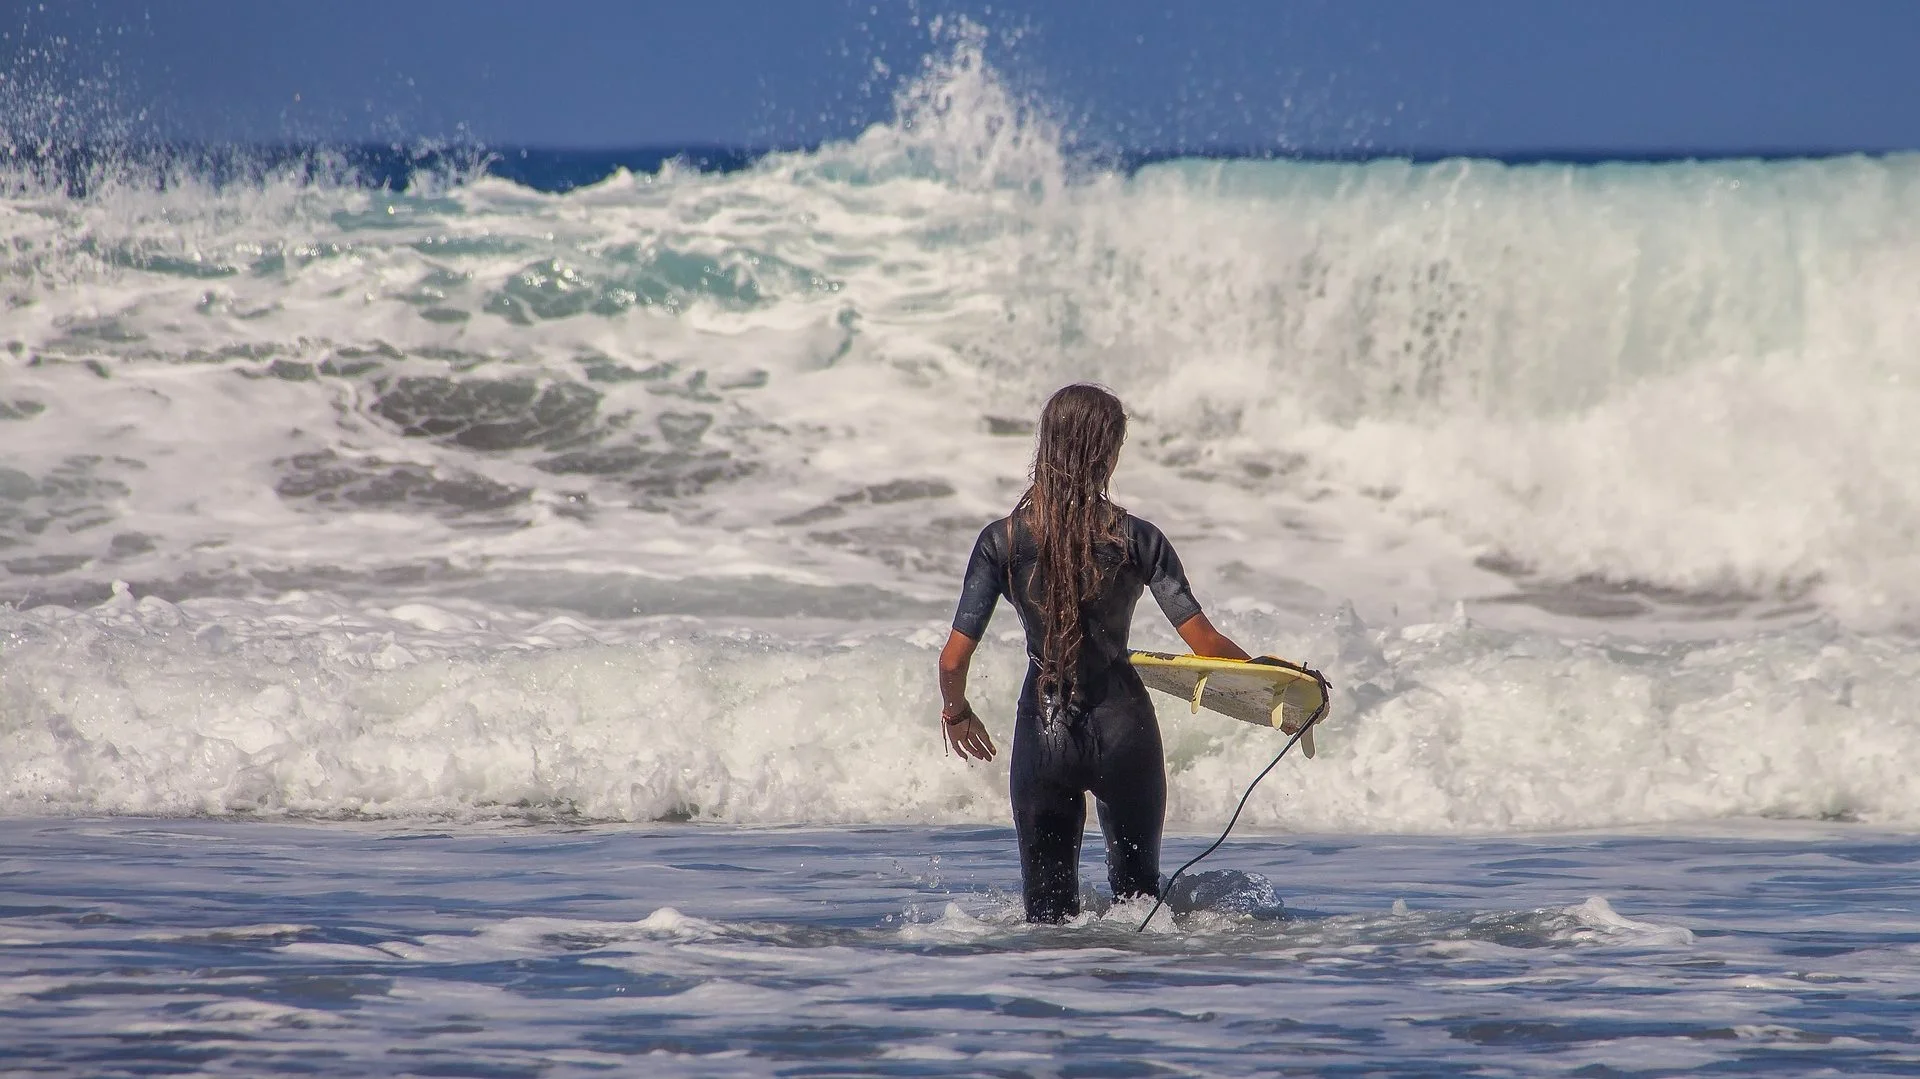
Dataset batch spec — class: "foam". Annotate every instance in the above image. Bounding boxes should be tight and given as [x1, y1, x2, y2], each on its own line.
[3, 35, 1920, 629]
[3, 587, 1916, 830]
[4, 30, 1919, 833]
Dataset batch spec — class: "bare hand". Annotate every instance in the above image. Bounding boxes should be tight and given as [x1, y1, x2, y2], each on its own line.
[943, 710, 997, 761]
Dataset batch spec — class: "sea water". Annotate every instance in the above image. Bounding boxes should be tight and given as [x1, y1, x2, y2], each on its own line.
[5, 27, 1920, 1076]
[6, 819, 1919, 1076]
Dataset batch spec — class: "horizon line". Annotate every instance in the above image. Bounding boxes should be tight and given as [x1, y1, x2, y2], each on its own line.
[7, 138, 1915, 163]
[5, 140, 1912, 196]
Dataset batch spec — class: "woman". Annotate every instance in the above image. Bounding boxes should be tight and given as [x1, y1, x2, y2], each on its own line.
[937, 383, 1251, 923]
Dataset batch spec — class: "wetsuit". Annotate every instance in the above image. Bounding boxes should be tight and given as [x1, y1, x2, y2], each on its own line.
[951, 513, 1204, 922]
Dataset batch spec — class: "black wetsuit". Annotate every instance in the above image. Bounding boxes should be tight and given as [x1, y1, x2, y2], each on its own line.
[951, 513, 1204, 922]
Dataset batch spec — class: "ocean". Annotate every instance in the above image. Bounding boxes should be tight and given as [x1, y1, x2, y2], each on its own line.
[5, 31, 1920, 1077]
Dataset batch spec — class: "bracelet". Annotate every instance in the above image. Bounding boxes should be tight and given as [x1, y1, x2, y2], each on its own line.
[942, 703, 973, 726]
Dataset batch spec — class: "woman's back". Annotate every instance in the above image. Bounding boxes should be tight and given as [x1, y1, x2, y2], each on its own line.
[952, 512, 1203, 707]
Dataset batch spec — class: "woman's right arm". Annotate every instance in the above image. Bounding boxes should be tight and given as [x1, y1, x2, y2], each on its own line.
[1136, 518, 1251, 660]
[1176, 612, 1252, 661]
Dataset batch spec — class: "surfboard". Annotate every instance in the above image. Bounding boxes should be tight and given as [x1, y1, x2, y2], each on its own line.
[1128, 651, 1330, 758]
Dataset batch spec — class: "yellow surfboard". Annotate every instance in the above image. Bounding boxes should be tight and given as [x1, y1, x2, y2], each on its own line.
[1128, 651, 1330, 758]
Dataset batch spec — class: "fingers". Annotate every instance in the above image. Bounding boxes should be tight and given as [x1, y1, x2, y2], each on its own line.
[941, 717, 996, 761]
[970, 720, 997, 760]
[955, 718, 996, 761]
[943, 722, 973, 760]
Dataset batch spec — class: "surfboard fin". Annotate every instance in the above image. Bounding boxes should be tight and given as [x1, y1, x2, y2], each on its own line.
[1273, 698, 1318, 758]
[1189, 672, 1209, 714]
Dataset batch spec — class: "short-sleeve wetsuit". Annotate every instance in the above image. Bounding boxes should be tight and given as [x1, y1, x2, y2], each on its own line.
[951, 512, 1205, 922]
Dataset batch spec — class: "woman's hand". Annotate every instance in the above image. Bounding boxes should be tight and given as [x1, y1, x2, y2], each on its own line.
[942, 703, 998, 761]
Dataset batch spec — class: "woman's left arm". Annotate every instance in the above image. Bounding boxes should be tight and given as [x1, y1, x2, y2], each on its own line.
[937, 630, 997, 761]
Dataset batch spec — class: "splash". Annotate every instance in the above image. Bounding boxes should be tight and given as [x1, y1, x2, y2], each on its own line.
[824, 16, 1068, 194]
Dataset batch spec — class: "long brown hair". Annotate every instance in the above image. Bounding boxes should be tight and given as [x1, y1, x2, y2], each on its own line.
[1016, 383, 1129, 706]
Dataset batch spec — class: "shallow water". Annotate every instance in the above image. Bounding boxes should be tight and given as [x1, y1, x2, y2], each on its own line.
[4, 818, 1916, 1077]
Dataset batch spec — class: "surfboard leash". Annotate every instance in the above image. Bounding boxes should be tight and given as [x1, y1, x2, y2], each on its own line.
[1135, 666, 1331, 934]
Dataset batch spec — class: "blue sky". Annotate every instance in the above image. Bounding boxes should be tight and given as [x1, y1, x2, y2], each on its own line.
[6, 0, 1919, 156]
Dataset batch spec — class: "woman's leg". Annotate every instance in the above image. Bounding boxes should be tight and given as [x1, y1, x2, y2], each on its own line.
[1013, 779, 1085, 922]
[1090, 695, 1166, 902]
[1010, 708, 1089, 922]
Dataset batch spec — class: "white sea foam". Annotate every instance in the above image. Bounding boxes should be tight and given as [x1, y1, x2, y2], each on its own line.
[3, 31, 1918, 830]
[3, 586, 1914, 830]
[3, 35, 1920, 625]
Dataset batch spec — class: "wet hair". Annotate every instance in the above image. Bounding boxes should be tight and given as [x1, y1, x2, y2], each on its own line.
[1015, 383, 1129, 708]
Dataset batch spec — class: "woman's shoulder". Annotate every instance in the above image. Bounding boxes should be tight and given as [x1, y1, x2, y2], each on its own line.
[971, 515, 1016, 554]
[1120, 512, 1183, 561]
[1121, 511, 1170, 542]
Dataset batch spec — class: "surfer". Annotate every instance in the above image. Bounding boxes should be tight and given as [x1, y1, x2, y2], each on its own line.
[937, 383, 1252, 923]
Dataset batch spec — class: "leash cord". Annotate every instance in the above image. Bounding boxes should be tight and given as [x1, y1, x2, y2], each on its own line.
[1134, 721, 1311, 933]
